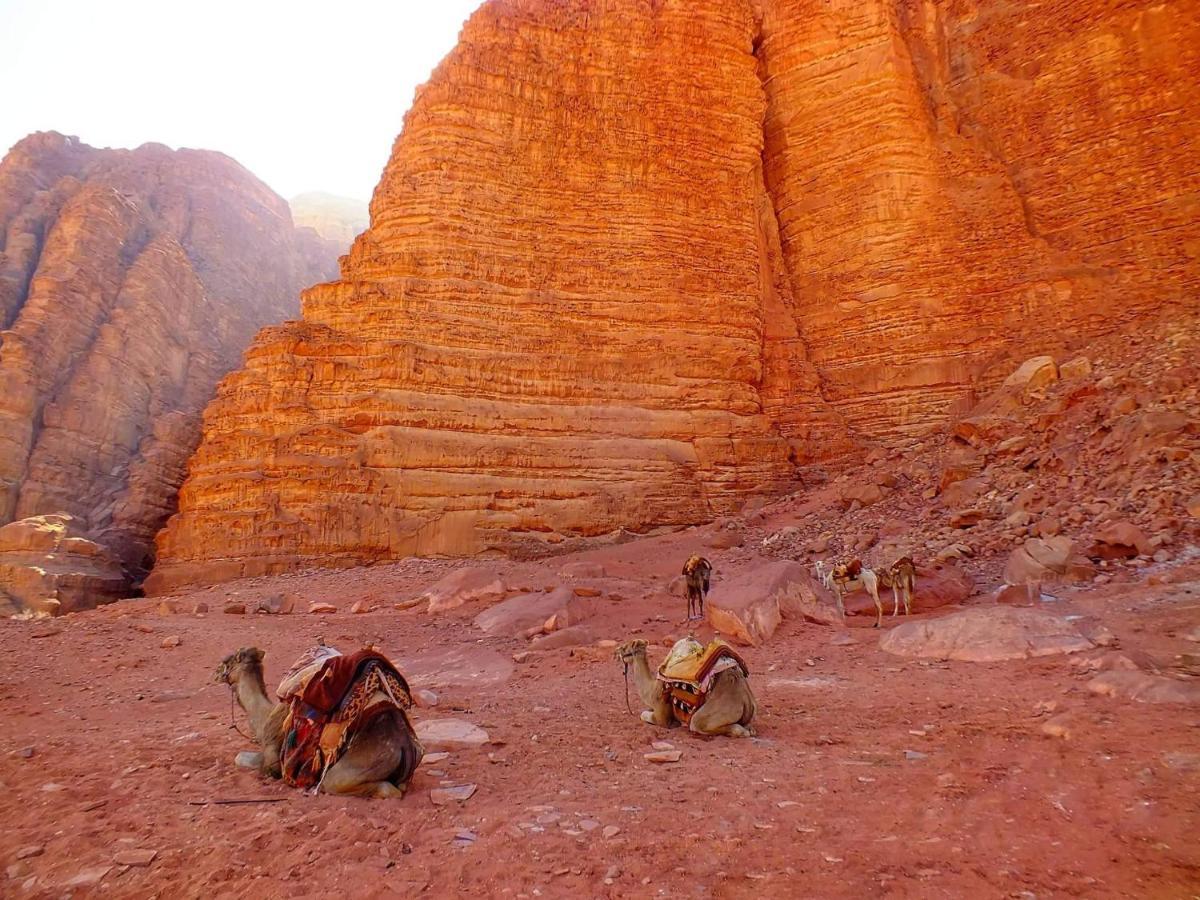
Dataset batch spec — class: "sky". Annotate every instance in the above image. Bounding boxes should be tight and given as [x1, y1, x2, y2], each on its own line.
[0, 0, 482, 202]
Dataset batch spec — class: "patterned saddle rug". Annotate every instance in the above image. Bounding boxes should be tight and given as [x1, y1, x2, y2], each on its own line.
[277, 646, 418, 790]
[656, 637, 748, 726]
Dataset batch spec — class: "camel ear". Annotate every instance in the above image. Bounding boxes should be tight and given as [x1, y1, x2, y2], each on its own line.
[252, 648, 266, 663]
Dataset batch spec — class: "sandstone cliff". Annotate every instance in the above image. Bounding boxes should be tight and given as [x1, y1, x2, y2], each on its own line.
[149, 0, 1198, 591]
[0, 132, 340, 595]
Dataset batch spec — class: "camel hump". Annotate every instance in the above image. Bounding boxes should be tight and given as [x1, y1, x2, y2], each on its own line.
[658, 638, 747, 685]
[682, 554, 711, 576]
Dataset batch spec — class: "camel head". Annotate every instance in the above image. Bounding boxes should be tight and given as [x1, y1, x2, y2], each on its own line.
[613, 639, 648, 665]
[214, 647, 266, 685]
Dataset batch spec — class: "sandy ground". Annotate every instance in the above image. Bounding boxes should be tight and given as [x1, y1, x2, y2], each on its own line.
[2, 525, 1199, 900]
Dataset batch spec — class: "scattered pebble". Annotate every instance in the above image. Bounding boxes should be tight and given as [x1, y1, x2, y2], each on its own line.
[430, 783, 477, 806]
[16, 846, 43, 860]
[114, 849, 157, 867]
[644, 750, 682, 764]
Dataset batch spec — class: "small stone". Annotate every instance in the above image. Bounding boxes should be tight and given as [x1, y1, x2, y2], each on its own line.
[579, 819, 601, 832]
[235, 751, 263, 769]
[936, 773, 957, 788]
[157, 599, 180, 615]
[414, 688, 439, 708]
[644, 750, 682, 764]
[223, 602, 246, 615]
[603, 864, 621, 884]
[1041, 714, 1074, 740]
[513, 651, 531, 663]
[350, 599, 371, 614]
[308, 602, 337, 614]
[15, 846, 43, 860]
[602, 825, 621, 839]
[452, 829, 478, 847]
[904, 750, 928, 761]
[65, 867, 111, 888]
[573, 587, 601, 597]
[114, 849, 157, 867]
[430, 783, 478, 806]
[160, 635, 181, 649]
[650, 741, 675, 751]
[13, 746, 34, 759]
[193, 601, 209, 614]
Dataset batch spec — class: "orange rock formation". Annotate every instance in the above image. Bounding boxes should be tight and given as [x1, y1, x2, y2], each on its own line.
[149, 0, 1198, 591]
[0, 132, 339, 590]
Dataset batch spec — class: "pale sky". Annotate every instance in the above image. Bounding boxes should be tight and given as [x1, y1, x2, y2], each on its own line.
[0, 0, 483, 201]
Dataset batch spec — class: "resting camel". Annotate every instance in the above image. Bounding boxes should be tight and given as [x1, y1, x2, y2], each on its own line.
[215, 647, 423, 799]
[615, 638, 756, 737]
[682, 554, 712, 621]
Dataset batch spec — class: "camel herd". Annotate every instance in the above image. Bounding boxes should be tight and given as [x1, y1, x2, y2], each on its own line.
[216, 550, 919, 799]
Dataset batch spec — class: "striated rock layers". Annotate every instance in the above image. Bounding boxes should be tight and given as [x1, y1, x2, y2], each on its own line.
[0, 132, 339, 593]
[149, 0, 1199, 591]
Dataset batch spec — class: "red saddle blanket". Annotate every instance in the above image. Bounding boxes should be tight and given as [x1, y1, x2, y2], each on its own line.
[280, 648, 416, 789]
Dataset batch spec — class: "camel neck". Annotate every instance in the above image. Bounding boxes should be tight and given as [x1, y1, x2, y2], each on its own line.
[234, 668, 277, 742]
[630, 653, 658, 706]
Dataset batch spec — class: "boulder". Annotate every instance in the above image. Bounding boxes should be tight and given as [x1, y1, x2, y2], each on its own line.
[1087, 671, 1200, 705]
[880, 607, 1094, 662]
[705, 559, 829, 644]
[0, 515, 127, 616]
[1004, 356, 1059, 391]
[1003, 537, 1095, 586]
[704, 529, 744, 550]
[940, 477, 988, 508]
[530, 624, 597, 650]
[952, 415, 1018, 447]
[840, 483, 883, 509]
[1087, 521, 1152, 560]
[417, 567, 508, 614]
[474, 587, 595, 637]
[1059, 357, 1092, 380]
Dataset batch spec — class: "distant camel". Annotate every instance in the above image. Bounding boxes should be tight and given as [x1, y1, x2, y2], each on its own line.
[682, 554, 712, 621]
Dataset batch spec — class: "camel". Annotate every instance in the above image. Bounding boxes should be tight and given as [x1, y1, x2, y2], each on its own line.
[877, 555, 917, 618]
[614, 638, 756, 737]
[682, 554, 712, 621]
[214, 647, 423, 799]
[830, 559, 885, 627]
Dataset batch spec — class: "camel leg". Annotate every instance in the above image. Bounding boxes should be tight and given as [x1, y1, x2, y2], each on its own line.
[640, 691, 674, 728]
[833, 585, 845, 620]
[891, 584, 901, 618]
[871, 586, 883, 628]
[319, 710, 421, 798]
[904, 583, 913, 616]
[689, 703, 752, 738]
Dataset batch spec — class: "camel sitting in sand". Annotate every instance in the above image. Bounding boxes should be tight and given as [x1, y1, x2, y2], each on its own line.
[215, 647, 423, 799]
[615, 638, 757, 737]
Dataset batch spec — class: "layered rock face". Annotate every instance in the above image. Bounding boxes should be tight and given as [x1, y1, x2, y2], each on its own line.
[150, 0, 1197, 591]
[0, 133, 339, 591]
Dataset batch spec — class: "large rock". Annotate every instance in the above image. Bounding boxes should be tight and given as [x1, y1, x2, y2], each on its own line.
[1088, 672, 1200, 705]
[473, 587, 595, 637]
[1087, 522, 1152, 560]
[0, 515, 126, 616]
[0, 132, 339, 592]
[1003, 537, 1095, 586]
[416, 567, 508, 614]
[150, 0, 1197, 589]
[398, 646, 515, 689]
[413, 718, 490, 749]
[705, 559, 829, 645]
[880, 607, 1094, 662]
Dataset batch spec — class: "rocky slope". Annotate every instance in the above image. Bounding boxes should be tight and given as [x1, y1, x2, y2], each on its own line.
[0, 132, 340, 601]
[150, 0, 1198, 591]
[289, 192, 369, 247]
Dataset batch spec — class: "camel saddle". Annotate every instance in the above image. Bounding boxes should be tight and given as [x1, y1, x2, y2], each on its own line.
[655, 637, 748, 727]
[278, 647, 415, 789]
